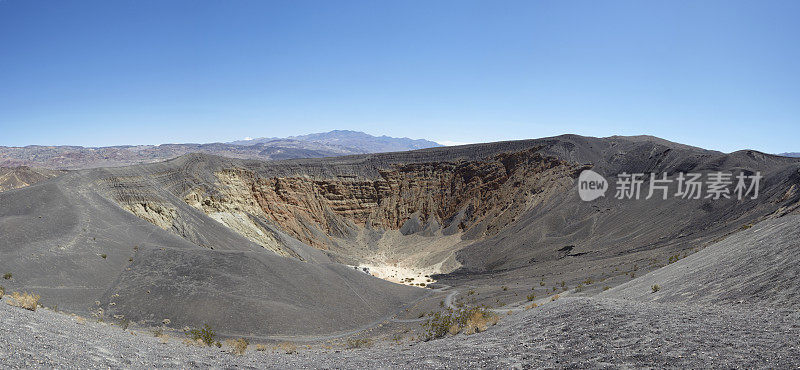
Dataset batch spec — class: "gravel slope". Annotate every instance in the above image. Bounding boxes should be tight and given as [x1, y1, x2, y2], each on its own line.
[1, 295, 797, 368]
[602, 214, 800, 309]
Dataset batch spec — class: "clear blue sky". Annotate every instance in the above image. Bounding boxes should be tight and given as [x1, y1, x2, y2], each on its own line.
[1, 0, 798, 153]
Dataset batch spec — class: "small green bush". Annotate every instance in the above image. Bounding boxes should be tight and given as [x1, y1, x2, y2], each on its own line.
[526, 293, 535, 301]
[3, 273, 11, 280]
[185, 324, 216, 346]
[100, 254, 107, 259]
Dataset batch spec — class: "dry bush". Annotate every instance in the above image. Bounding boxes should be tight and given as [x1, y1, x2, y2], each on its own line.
[462, 310, 500, 335]
[6, 291, 40, 311]
[423, 306, 498, 340]
[182, 338, 205, 347]
[525, 302, 538, 310]
[255, 344, 268, 352]
[550, 294, 560, 302]
[345, 337, 373, 349]
[652, 284, 661, 293]
[226, 338, 249, 355]
[0, 285, 4, 298]
[278, 342, 297, 354]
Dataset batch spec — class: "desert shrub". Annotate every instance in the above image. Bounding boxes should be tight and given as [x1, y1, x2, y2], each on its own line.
[185, 324, 216, 346]
[255, 344, 267, 351]
[226, 338, 249, 355]
[550, 294, 560, 302]
[525, 302, 538, 310]
[215, 341, 222, 348]
[501, 286, 508, 291]
[0, 285, 4, 298]
[740, 224, 752, 230]
[6, 291, 40, 311]
[391, 333, 404, 344]
[100, 254, 107, 259]
[152, 327, 164, 337]
[652, 284, 661, 293]
[278, 342, 297, 354]
[574, 284, 584, 293]
[346, 337, 373, 349]
[603, 286, 611, 291]
[463, 309, 499, 335]
[526, 293, 535, 301]
[467, 289, 475, 296]
[668, 254, 681, 264]
[583, 278, 593, 285]
[539, 281, 545, 286]
[3, 273, 11, 280]
[421, 306, 497, 341]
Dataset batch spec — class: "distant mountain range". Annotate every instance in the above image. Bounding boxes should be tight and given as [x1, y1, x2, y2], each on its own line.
[231, 130, 441, 153]
[779, 152, 800, 158]
[0, 130, 443, 170]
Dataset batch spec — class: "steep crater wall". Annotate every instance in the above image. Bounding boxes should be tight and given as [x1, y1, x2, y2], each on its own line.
[182, 148, 581, 255]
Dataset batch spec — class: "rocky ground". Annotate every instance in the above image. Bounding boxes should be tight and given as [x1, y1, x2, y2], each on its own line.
[1, 295, 797, 368]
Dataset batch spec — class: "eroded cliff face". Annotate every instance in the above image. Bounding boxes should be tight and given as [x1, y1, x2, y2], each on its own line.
[109, 148, 581, 283]
[184, 148, 580, 251]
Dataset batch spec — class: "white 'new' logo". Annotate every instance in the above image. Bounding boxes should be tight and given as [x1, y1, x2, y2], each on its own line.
[578, 170, 608, 201]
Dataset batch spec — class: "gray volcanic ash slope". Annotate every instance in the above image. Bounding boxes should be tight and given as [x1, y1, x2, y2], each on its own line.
[1, 134, 799, 343]
[0, 165, 423, 337]
[602, 214, 800, 308]
[2, 216, 798, 368]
